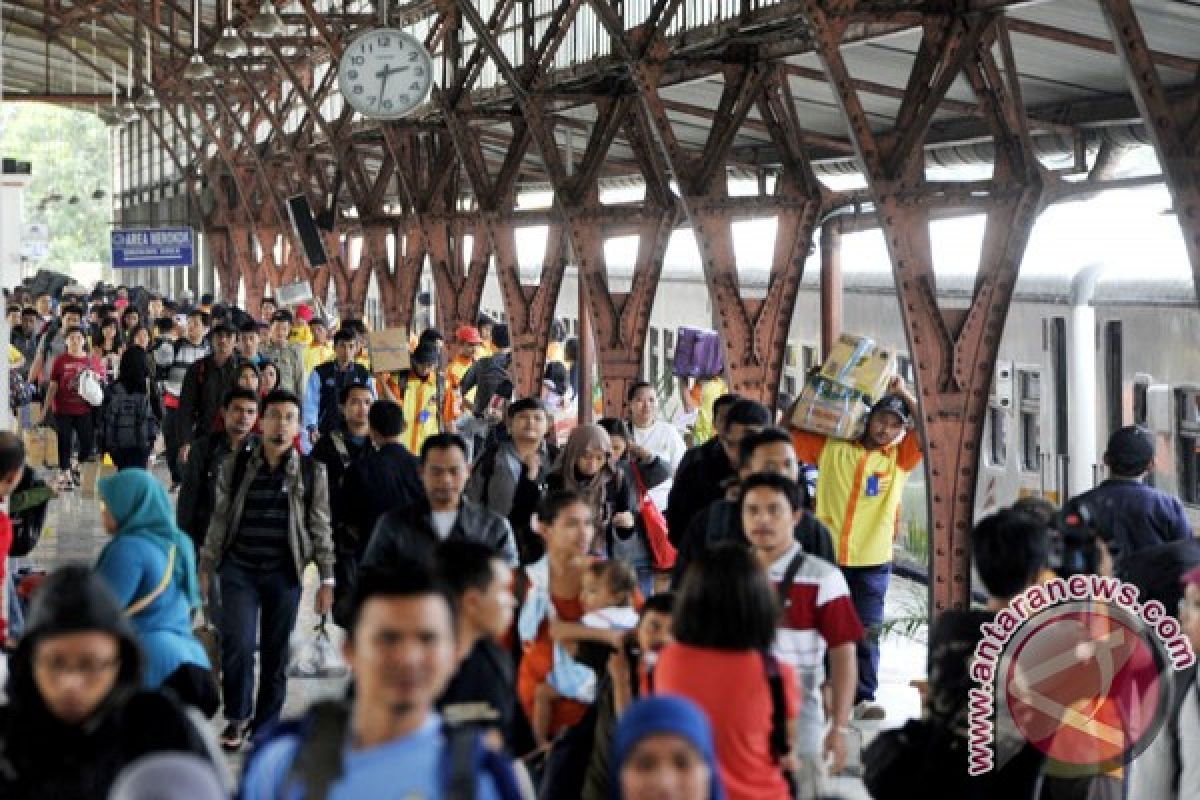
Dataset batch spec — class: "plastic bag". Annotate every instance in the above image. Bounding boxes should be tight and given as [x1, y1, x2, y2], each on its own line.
[287, 617, 348, 679]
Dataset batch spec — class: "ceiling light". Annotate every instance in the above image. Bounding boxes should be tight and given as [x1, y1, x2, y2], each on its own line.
[213, 26, 248, 58]
[247, 1, 285, 37]
[183, 53, 215, 80]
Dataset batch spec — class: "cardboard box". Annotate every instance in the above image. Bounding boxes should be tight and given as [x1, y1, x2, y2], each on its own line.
[790, 375, 870, 440]
[22, 427, 58, 469]
[820, 333, 895, 402]
[368, 328, 411, 373]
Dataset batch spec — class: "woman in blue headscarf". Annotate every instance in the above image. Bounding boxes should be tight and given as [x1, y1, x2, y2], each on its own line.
[612, 695, 724, 800]
[95, 468, 217, 715]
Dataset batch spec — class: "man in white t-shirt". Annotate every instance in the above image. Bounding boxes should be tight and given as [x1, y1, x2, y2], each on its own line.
[627, 381, 686, 509]
[742, 472, 863, 776]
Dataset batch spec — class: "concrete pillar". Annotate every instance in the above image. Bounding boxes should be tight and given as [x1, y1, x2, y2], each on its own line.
[1067, 265, 1105, 495]
[0, 169, 31, 431]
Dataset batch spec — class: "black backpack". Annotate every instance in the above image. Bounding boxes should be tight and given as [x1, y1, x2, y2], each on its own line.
[243, 699, 522, 800]
[103, 384, 159, 451]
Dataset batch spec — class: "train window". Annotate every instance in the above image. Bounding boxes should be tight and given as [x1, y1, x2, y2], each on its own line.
[1133, 378, 1149, 426]
[802, 345, 818, 373]
[896, 355, 916, 385]
[786, 346, 797, 368]
[1018, 369, 1042, 472]
[1105, 321, 1124, 435]
[784, 375, 796, 397]
[1020, 371, 1041, 403]
[664, 329, 675, 375]
[1176, 388, 1200, 505]
[989, 406, 1008, 467]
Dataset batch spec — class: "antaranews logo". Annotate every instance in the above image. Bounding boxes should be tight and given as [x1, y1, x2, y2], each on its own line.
[967, 574, 1195, 777]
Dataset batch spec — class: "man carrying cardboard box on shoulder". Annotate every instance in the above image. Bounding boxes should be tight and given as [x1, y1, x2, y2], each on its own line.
[790, 375, 921, 721]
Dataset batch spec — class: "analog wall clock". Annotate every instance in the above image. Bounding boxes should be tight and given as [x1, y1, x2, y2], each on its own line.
[336, 28, 434, 120]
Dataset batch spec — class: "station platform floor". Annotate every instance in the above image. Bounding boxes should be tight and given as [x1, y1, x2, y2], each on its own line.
[22, 461, 930, 792]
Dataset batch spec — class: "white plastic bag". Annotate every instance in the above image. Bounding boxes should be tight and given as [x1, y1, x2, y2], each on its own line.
[77, 368, 105, 407]
[287, 617, 347, 679]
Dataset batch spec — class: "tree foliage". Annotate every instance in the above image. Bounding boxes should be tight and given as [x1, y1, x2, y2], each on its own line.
[0, 104, 113, 267]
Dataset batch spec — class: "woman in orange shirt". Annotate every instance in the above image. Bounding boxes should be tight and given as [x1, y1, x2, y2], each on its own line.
[655, 543, 799, 800]
[516, 489, 596, 739]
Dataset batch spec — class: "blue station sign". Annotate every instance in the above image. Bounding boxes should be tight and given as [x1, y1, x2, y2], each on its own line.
[111, 227, 194, 269]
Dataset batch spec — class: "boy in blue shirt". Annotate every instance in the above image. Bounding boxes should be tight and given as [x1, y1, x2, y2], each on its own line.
[240, 562, 521, 800]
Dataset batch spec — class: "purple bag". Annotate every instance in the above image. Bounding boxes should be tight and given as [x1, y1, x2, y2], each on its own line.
[673, 327, 724, 378]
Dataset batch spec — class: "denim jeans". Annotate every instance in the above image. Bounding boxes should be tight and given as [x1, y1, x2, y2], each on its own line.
[218, 560, 301, 730]
[841, 562, 891, 703]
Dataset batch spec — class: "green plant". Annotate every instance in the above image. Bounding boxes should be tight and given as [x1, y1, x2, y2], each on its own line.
[881, 586, 929, 642]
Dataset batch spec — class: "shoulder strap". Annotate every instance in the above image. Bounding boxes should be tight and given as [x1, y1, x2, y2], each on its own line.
[231, 446, 252, 497]
[125, 546, 176, 617]
[435, 371, 447, 432]
[440, 723, 478, 800]
[285, 700, 352, 800]
[776, 549, 806, 611]
[301, 455, 317, 521]
[478, 445, 500, 505]
[760, 649, 791, 761]
[330, 431, 351, 468]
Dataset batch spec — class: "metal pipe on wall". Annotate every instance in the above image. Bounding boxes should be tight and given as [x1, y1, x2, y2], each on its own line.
[819, 215, 843, 361]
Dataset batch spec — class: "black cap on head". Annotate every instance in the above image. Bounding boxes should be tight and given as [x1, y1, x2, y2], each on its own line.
[870, 394, 913, 427]
[1105, 425, 1155, 476]
[411, 342, 439, 366]
[210, 322, 236, 338]
[238, 318, 260, 334]
[492, 323, 511, 349]
[271, 309, 293, 324]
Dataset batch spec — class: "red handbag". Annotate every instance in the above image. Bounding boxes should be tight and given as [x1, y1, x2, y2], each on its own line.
[632, 462, 676, 570]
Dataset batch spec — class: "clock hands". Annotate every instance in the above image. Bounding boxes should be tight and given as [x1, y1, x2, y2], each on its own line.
[374, 65, 413, 110]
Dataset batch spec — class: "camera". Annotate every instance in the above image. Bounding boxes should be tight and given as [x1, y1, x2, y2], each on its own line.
[1046, 498, 1120, 578]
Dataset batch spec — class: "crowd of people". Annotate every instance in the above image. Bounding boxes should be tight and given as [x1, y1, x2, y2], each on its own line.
[0, 280, 1197, 800]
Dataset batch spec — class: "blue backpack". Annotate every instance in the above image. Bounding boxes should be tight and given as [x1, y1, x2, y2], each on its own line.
[242, 699, 522, 800]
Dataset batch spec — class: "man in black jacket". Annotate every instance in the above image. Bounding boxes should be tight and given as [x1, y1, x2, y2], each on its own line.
[363, 433, 519, 570]
[176, 388, 260, 548]
[435, 539, 522, 751]
[672, 426, 836, 585]
[310, 383, 374, 533]
[177, 323, 242, 461]
[329, 399, 422, 625]
[461, 323, 514, 417]
[665, 398, 769, 547]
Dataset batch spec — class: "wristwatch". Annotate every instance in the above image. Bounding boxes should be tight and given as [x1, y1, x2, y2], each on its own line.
[320, 578, 336, 587]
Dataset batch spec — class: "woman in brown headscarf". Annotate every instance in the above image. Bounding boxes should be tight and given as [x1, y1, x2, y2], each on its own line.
[547, 423, 638, 559]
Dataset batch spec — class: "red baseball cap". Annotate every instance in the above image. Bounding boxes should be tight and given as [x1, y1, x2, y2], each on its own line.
[295, 304, 314, 322]
[455, 325, 483, 345]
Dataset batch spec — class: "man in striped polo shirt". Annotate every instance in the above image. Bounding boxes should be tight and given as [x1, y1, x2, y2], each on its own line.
[200, 389, 336, 752]
[742, 472, 863, 777]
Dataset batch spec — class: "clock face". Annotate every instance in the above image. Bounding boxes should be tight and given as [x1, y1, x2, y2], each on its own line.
[337, 28, 434, 120]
